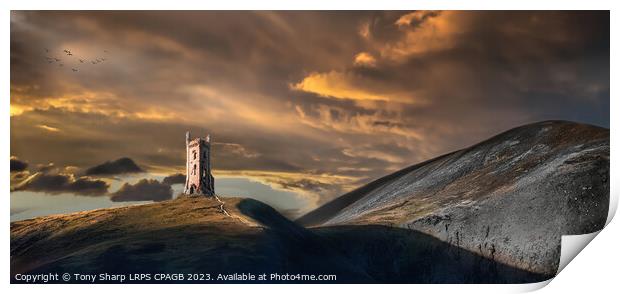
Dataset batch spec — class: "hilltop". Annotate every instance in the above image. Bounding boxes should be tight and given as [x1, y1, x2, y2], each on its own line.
[11, 196, 369, 282]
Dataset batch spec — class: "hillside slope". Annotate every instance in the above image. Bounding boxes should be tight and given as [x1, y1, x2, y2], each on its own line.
[11, 196, 370, 282]
[297, 120, 609, 276]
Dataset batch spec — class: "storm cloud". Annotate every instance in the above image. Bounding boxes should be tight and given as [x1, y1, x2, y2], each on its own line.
[10, 157, 28, 172]
[110, 179, 173, 202]
[12, 172, 109, 196]
[85, 157, 144, 176]
[10, 11, 609, 209]
[162, 173, 185, 185]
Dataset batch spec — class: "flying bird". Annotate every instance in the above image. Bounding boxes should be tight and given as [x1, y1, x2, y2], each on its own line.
[79, 59, 84, 63]
[91, 60, 97, 64]
[54, 58, 61, 62]
[44, 48, 49, 53]
[58, 63, 63, 67]
[72, 68, 78, 72]
[67, 52, 73, 56]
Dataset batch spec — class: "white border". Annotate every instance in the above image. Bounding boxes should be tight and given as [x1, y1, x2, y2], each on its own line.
[0, 0, 616, 10]
[2, 1, 617, 293]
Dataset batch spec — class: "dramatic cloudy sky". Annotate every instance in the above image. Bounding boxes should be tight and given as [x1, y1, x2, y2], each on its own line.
[10, 11, 609, 220]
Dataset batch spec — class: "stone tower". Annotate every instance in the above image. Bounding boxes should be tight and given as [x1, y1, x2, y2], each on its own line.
[184, 131, 215, 196]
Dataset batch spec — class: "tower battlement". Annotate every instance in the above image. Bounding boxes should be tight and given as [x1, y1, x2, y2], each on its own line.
[184, 131, 215, 196]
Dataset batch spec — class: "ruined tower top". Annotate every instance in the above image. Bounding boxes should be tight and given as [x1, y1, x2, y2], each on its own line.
[184, 131, 215, 196]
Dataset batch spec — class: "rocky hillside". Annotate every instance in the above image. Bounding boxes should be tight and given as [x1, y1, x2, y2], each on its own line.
[298, 120, 609, 276]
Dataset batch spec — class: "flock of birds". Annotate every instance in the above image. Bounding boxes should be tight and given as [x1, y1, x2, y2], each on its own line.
[44, 48, 109, 72]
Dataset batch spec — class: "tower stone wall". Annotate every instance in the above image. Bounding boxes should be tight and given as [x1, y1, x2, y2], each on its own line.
[184, 131, 215, 196]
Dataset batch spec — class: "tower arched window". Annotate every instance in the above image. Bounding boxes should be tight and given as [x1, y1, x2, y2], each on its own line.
[193, 164, 196, 175]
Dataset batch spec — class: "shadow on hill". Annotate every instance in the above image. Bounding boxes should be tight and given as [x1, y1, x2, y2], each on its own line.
[235, 198, 373, 282]
[312, 225, 552, 283]
[238, 199, 550, 283]
[237, 198, 308, 237]
[11, 198, 551, 284]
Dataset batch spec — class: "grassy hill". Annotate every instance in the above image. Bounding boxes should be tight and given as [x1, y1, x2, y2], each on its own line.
[11, 196, 370, 282]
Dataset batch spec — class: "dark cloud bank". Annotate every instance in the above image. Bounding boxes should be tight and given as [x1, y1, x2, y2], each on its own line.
[110, 179, 172, 202]
[12, 172, 109, 196]
[10, 157, 28, 172]
[162, 173, 185, 185]
[12, 156, 173, 203]
[85, 157, 144, 176]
